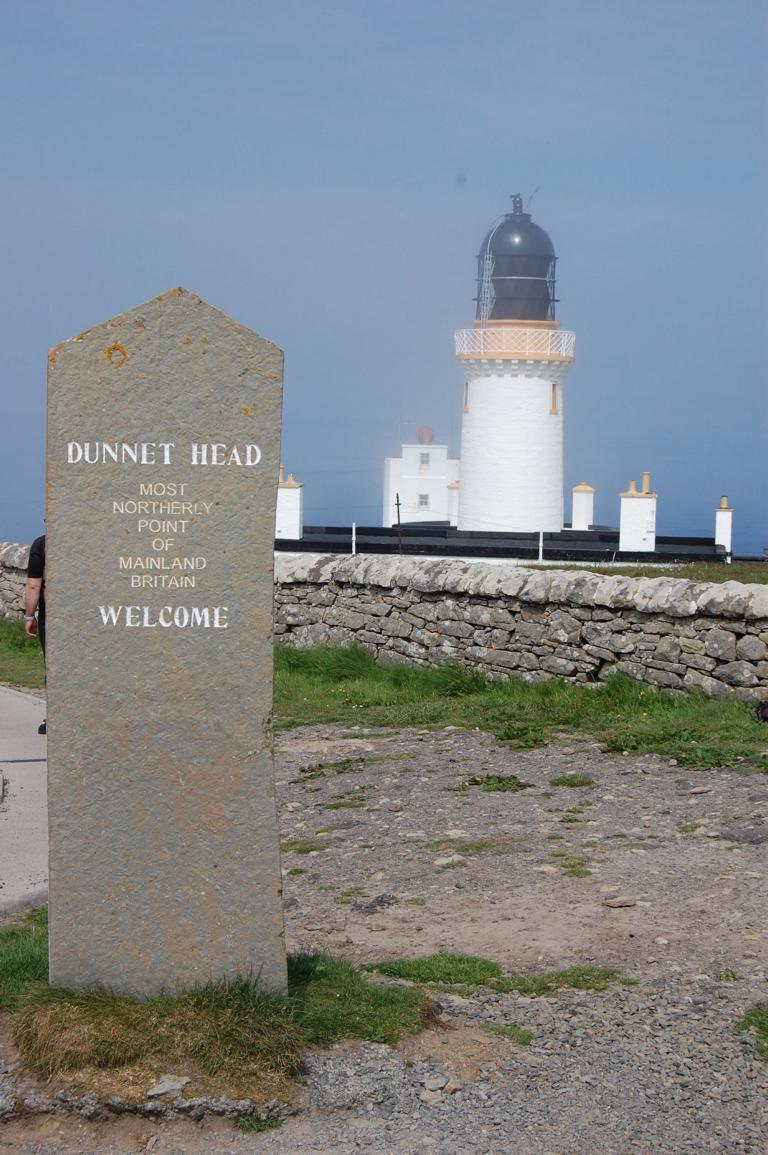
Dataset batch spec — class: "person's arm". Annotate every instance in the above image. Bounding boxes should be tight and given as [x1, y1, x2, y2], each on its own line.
[23, 578, 42, 637]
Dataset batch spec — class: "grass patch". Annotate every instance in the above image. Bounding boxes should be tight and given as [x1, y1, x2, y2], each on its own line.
[233, 1115, 282, 1133]
[484, 1023, 534, 1046]
[0, 908, 49, 1010]
[452, 774, 534, 793]
[429, 838, 500, 854]
[0, 619, 46, 689]
[678, 822, 705, 835]
[738, 1004, 768, 1059]
[274, 647, 768, 769]
[1, 912, 430, 1101]
[320, 795, 369, 810]
[370, 953, 620, 996]
[280, 840, 331, 855]
[550, 773, 595, 788]
[372, 953, 503, 985]
[288, 954, 428, 1046]
[296, 757, 367, 782]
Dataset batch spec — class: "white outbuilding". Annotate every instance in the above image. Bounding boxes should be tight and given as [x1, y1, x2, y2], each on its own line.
[382, 427, 459, 526]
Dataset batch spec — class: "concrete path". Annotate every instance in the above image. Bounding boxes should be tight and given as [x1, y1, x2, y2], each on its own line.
[0, 687, 48, 913]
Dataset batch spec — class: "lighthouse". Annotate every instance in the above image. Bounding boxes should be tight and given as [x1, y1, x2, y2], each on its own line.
[454, 196, 576, 532]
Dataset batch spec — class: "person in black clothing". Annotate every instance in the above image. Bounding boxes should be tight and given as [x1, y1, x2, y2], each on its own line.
[24, 534, 46, 735]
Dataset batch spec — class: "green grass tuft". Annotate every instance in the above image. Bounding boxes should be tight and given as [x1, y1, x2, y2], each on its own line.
[372, 953, 503, 985]
[0, 620, 46, 688]
[0, 908, 49, 1010]
[287, 954, 427, 1045]
[429, 838, 500, 854]
[280, 840, 331, 855]
[550, 773, 595, 788]
[369, 953, 620, 997]
[738, 1004, 768, 1059]
[455, 774, 534, 793]
[490, 965, 619, 995]
[233, 1115, 282, 1133]
[484, 1023, 534, 1045]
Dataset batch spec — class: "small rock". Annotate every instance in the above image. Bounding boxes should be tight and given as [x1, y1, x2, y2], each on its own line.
[434, 854, 468, 868]
[603, 897, 637, 908]
[443, 1078, 463, 1094]
[689, 786, 712, 795]
[536, 865, 558, 874]
[654, 937, 670, 945]
[423, 1075, 447, 1091]
[419, 1088, 442, 1103]
[146, 1076, 190, 1099]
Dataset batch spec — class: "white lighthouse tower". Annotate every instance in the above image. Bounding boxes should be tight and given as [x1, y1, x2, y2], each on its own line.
[454, 196, 576, 532]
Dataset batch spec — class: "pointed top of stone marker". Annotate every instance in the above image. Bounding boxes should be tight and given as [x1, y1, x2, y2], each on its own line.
[48, 287, 283, 374]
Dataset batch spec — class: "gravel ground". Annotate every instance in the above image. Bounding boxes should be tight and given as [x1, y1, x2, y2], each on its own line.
[2, 724, 767, 1153]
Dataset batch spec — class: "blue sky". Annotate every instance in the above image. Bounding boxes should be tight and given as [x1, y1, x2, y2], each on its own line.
[1, 0, 765, 552]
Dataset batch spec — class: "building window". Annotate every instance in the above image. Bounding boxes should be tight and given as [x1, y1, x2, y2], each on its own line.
[419, 452, 430, 467]
[550, 382, 559, 415]
[418, 494, 430, 509]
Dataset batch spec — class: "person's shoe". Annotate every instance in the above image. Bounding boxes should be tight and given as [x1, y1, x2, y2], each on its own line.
[38, 720, 46, 735]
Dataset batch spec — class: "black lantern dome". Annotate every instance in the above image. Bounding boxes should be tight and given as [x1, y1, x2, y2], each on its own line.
[476, 194, 558, 323]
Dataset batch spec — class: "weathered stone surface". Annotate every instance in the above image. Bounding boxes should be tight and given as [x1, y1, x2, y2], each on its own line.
[544, 610, 582, 644]
[644, 667, 682, 688]
[540, 655, 576, 676]
[654, 636, 682, 663]
[716, 660, 759, 687]
[46, 288, 286, 996]
[736, 634, 767, 662]
[704, 629, 737, 661]
[682, 670, 729, 696]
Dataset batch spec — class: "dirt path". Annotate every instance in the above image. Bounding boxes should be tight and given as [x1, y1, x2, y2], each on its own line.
[2, 726, 767, 1153]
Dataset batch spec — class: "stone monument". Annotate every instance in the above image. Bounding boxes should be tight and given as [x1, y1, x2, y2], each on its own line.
[45, 288, 287, 996]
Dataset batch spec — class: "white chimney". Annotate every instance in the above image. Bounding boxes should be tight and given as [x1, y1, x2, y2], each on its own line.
[447, 479, 460, 527]
[571, 482, 595, 531]
[275, 464, 304, 540]
[715, 495, 733, 559]
[619, 472, 657, 553]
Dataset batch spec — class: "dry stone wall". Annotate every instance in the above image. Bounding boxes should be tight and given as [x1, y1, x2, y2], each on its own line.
[0, 543, 28, 618]
[274, 554, 768, 701]
[3, 545, 768, 699]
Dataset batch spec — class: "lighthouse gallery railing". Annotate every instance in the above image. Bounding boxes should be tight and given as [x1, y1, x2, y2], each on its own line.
[454, 327, 576, 359]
